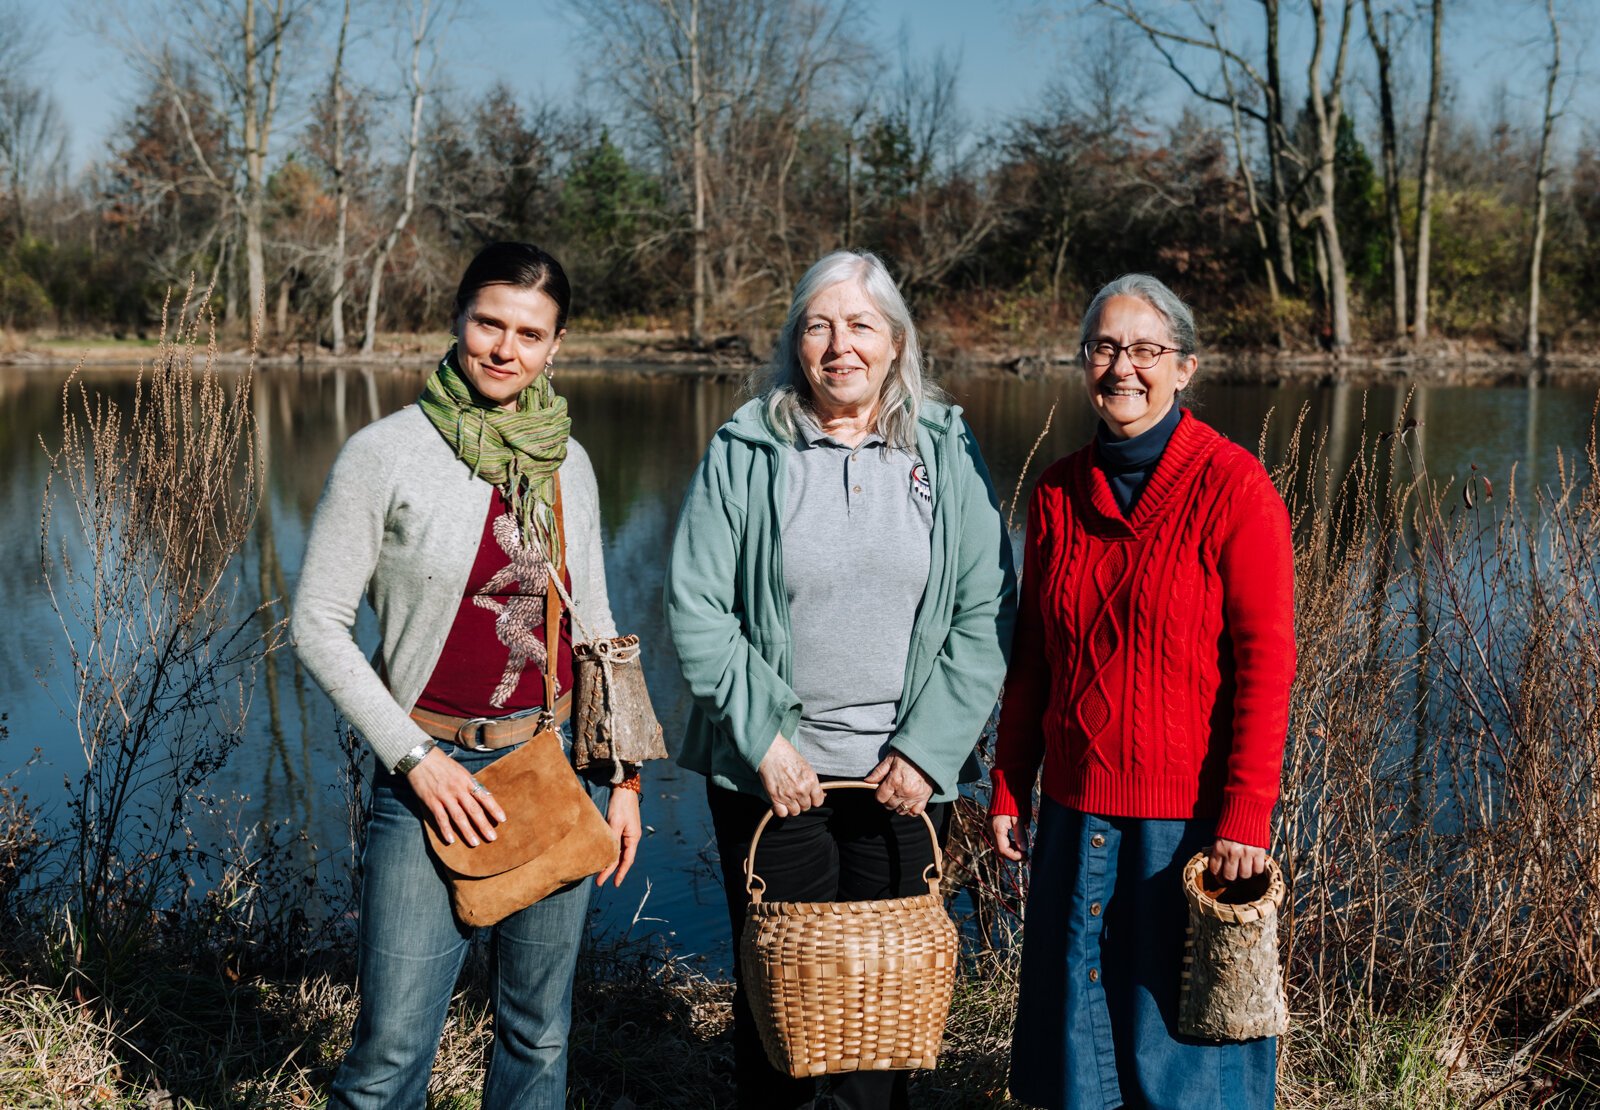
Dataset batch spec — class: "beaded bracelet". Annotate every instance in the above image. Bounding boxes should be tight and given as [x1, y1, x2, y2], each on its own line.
[613, 770, 643, 794]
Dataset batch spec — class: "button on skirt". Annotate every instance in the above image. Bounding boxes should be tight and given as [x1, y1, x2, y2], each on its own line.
[1007, 797, 1276, 1110]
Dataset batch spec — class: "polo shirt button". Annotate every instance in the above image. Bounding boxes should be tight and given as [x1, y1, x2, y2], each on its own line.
[1088, 968, 1100, 983]
[1090, 901, 1102, 916]
[1090, 833, 1106, 848]
[852, 485, 862, 494]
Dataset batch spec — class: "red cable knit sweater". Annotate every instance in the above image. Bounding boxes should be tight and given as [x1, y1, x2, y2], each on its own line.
[989, 412, 1295, 849]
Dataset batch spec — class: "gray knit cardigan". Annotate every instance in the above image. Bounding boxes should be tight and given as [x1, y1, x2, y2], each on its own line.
[291, 404, 618, 772]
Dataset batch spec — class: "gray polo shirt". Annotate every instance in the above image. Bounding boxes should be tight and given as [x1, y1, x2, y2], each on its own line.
[782, 413, 934, 777]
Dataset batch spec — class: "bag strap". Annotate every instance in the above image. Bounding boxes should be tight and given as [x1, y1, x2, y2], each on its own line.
[742, 781, 944, 905]
[541, 476, 566, 727]
[536, 476, 598, 645]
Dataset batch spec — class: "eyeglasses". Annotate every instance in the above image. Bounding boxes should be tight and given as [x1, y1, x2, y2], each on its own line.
[1082, 340, 1183, 370]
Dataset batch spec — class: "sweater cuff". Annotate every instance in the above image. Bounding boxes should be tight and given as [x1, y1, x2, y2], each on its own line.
[1215, 793, 1276, 850]
[987, 768, 1035, 826]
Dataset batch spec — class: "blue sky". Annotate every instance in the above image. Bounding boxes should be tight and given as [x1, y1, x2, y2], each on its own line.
[24, 0, 1598, 174]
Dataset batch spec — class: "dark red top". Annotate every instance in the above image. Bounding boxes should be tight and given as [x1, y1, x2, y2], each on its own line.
[415, 489, 573, 719]
[989, 413, 1296, 848]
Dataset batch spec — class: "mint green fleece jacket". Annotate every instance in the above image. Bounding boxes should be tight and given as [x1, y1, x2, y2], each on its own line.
[664, 398, 1017, 801]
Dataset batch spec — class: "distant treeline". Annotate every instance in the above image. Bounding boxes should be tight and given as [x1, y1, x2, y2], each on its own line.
[0, 0, 1594, 355]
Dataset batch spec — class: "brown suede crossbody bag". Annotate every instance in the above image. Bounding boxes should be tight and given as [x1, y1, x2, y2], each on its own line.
[423, 478, 618, 927]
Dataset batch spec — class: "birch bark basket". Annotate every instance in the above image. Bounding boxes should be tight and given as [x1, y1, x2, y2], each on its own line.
[1178, 851, 1290, 1041]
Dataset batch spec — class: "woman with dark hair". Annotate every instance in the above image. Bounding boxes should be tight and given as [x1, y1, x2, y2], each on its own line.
[293, 242, 642, 1108]
[666, 249, 1016, 1108]
[987, 273, 1295, 1109]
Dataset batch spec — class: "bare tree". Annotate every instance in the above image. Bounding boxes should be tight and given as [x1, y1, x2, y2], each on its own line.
[1362, 0, 1408, 340]
[1411, 0, 1442, 342]
[107, 0, 317, 334]
[1305, 0, 1355, 350]
[570, 0, 857, 342]
[1262, 0, 1296, 291]
[1092, 0, 1304, 300]
[1526, 0, 1561, 358]
[328, 0, 352, 354]
[1216, 43, 1280, 310]
[362, 0, 452, 354]
[570, 0, 712, 344]
[0, 80, 68, 238]
[870, 44, 1008, 294]
[0, 0, 67, 238]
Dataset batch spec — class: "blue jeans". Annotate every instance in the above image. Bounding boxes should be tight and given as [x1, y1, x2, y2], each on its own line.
[328, 739, 601, 1110]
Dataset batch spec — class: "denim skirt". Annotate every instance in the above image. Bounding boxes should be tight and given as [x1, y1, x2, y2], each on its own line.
[1008, 797, 1276, 1110]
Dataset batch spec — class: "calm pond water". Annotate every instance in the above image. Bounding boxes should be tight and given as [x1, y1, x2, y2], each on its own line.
[1, 363, 1594, 970]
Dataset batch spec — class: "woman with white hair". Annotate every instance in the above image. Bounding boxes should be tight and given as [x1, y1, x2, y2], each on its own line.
[988, 273, 1295, 1109]
[666, 250, 1016, 1108]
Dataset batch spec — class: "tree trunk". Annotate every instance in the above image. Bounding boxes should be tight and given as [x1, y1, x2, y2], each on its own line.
[844, 130, 856, 245]
[275, 274, 291, 336]
[1363, 0, 1407, 340]
[1050, 213, 1070, 309]
[239, 0, 288, 339]
[688, 0, 707, 348]
[1527, 0, 1560, 359]
[241, 0, 265, 334]
[1264, 0, 1297, 291]
[1412, 0, 1442, 342]
[223, 235, 238, 326]
[363, 0, 430, 355]
[1218, 46, 1280, 319]
[329, 0, 351, 355]
[1307, 0, 1353, 350]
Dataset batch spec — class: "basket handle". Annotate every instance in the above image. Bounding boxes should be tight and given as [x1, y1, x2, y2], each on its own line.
[742, 780, 945, 905]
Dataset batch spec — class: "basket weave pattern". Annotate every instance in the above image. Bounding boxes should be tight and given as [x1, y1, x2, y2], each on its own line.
[738, 783, 960, 1078]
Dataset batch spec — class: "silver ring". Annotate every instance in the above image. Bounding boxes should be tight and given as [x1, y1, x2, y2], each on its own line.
[471, 781, 491, 797]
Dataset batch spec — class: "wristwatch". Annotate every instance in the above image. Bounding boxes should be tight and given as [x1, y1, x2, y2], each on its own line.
[392, 739, 437, 775]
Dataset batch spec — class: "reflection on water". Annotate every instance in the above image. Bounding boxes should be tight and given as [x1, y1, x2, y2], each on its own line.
[1, 363, 1593, 968]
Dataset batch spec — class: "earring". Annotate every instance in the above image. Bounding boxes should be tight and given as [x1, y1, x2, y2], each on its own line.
[545, 359, 555, 379]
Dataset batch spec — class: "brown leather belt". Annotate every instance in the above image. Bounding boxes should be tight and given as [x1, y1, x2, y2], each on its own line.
[409, 692, 572, 750]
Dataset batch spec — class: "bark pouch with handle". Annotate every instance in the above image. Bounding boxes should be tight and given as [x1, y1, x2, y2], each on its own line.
[1178, 850, 1290, 1041]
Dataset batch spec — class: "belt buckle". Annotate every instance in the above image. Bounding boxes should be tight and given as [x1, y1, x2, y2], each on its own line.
[457, 705, 551, 751]
[454, 715, 496, 750]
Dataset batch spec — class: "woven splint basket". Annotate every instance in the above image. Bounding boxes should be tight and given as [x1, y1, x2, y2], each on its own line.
[739, 782, 960, 1078]
[1178, 850, 1290, 1041]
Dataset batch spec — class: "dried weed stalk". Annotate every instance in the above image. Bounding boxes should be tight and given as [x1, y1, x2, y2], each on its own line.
[38, 286, 283, 976]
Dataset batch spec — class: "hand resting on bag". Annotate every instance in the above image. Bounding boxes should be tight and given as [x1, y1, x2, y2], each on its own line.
[407, 747, 507, 847]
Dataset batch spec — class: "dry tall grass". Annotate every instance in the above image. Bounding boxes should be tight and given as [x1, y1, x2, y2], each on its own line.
[1269, 398, 1598, 1106]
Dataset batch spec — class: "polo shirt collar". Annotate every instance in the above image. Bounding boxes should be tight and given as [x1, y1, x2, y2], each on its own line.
[794, 409, 886, 449]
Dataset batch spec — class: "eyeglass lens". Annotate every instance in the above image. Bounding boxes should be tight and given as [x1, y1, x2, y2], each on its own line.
[1086, 342, 1168, 369]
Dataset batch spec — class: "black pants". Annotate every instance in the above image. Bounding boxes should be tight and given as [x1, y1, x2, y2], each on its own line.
[708, 780, 950, 1110]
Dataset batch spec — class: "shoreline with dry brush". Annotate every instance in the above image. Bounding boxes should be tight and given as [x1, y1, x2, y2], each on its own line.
[1, 314, 1596, 1107]
[8, 328, 1600, 389]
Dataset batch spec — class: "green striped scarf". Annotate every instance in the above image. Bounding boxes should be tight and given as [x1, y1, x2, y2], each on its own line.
[418, 349, 570, 565]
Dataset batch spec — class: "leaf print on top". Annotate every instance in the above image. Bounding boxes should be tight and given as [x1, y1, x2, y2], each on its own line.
[472, 512, 550, 708]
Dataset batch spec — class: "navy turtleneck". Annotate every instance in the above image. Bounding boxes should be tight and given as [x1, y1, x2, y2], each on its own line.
[1095, 401, 1184, 514]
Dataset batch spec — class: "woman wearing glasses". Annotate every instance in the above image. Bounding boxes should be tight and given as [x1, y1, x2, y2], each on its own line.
[987, 274, 1295, 1109]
